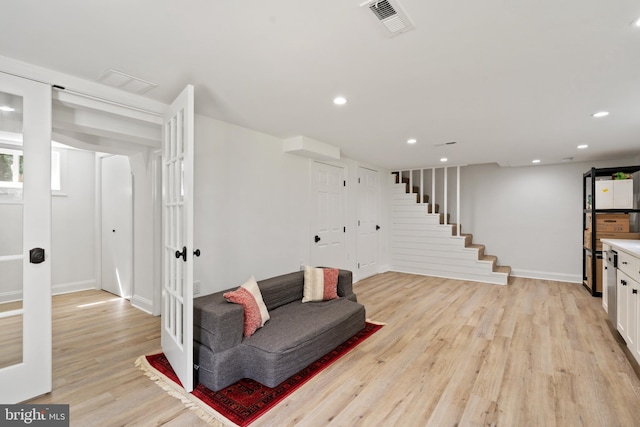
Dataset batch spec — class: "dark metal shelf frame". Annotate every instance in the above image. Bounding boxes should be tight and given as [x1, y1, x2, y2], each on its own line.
[582, 165, 640, 297]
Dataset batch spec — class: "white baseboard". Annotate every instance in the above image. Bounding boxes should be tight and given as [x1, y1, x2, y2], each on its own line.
[510, 269, 582, 283]
[0, 280, 97, 303]
[52, 279, 97, 295]
[0, 290, 22, 304]
[131, 294, 154, 315]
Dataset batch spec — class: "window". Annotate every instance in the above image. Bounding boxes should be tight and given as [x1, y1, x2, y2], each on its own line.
[0, 146, 62, 193]
[0, 147, 23, 188]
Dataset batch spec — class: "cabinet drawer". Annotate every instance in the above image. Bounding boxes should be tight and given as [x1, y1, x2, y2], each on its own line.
[618, 251, 640, 283]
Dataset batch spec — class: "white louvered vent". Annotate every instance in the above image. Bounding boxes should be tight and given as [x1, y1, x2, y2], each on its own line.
[96, 69, 158, 95]
[361, 0, 415, 36]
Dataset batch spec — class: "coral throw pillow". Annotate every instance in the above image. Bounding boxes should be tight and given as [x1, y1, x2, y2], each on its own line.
[302, 266, 339, 303]
[223, 276, 270, 337]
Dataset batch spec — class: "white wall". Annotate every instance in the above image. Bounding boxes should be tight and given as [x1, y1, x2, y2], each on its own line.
[128, 151, 159, 314]
[193, 115, 389, 294]
[193, 116, 311, 294]
[460, 158, 639, 282]
[51, 148, 95, 293]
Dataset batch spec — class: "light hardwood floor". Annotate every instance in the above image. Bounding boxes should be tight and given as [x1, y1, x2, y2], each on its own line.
[28, 273, 640, 426]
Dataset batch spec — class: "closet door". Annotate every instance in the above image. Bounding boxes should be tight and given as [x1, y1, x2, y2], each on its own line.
[0, 73, 52, 403]
[101, 155, 132, 299]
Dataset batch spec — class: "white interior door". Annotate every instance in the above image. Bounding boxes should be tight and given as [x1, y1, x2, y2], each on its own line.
[310, 161, 346, 269]
[101, 155, 133, 299]
[0, 73, 52, 403]
[161, 85, 195, 392]
[357, 166, 379, 279]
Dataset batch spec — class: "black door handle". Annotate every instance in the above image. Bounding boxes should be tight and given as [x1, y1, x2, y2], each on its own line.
[30, 248, 45, 264]
[633, 289, 638, 294]
[314, 235, 321, 243]
[376, 225, 381, 230]
[175, 246, 187, 262]
[194, 249, 201, 257]
[622, 280, 627, 286]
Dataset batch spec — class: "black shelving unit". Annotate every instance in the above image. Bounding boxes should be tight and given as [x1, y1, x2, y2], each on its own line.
[583, 165, 640, 296]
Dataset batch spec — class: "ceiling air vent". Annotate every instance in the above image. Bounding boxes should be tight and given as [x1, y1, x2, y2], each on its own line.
[96, 69, 158, 95]
[361, 0, 415, 36]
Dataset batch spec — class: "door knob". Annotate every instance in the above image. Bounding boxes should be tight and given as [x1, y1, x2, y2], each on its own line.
[376, 225, 381, 230]
[175, 246, 187, 262]
[633, 289, 638, 294]
[314, 235, 321, 243]
[30, 248, 45, 264]
[194, 249, 201, 257]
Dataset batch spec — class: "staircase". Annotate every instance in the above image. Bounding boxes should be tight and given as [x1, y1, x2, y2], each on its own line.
[390, 172, 511, 285]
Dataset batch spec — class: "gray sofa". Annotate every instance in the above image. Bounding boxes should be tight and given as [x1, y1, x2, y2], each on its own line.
[193, 269, 366, 391]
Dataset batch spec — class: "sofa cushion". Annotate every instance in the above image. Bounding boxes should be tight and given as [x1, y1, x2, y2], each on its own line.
[257, 271, 305, 311]
[244, 298, 362, 353]
[223, 276, 270, 337]
[302, 266, 339, 303]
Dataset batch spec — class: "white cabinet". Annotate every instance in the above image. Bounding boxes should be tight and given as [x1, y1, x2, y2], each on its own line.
[617, 271, 629, 338]
[602, 243, 610, 313]
[609, 244, 640, 366]
[617, 270, 638, 352]
[618, 250, 640, 283]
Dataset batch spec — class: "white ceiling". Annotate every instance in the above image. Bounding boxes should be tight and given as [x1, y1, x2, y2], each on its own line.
[1, 0, 639, 169]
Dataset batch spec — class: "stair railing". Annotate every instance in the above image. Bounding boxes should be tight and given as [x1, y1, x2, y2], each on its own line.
[394, 166, 463, 236]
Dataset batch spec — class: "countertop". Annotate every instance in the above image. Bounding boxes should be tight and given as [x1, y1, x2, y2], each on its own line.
[600, 239, 640, 258]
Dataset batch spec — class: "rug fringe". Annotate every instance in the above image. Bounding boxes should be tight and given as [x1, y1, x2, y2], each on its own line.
[135, 356, 238, 427]
[366, 318, 387, 326]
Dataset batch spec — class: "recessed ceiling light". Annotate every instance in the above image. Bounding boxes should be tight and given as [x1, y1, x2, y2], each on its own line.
[577, 144, 588, 149]
[0, 106, 15, 112]
[407, 138, 417, 144]
[440, 158, 448, 162]
[532, 159, 541, 164]
[333, 96, 347, 105]
[592, 111, 609, 118]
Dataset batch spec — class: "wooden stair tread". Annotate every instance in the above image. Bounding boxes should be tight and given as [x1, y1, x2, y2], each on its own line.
[495, 265, 511, 274]
[482, 255, 497, 262]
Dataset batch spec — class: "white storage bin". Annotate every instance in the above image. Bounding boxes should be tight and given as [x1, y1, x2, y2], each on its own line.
[595, 180, 614, 209]
[613, 179, 634, 209]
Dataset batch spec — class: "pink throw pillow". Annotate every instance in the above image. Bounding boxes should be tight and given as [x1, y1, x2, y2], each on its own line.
[223, 276, 270, 337]
[302, 266, 340, 303]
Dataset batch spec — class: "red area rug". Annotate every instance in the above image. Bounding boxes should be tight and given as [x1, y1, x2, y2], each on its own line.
[137, 322, 383, 426]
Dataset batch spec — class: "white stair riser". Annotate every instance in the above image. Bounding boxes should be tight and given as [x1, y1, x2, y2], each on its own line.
[392, 235, 464, 246]
[392, 253, 495, 268]
[392, 217, 442, 225]
[392, 248, 480, 261]
[391, 240, 472, 251]
[392, 224, 453, 231]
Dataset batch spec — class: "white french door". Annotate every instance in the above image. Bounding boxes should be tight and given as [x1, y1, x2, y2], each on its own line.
[0, 73, 52, 403]
[357, 166, 379, 279]
[310, 161, 346, 269]
[161, 85, 195, 392]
